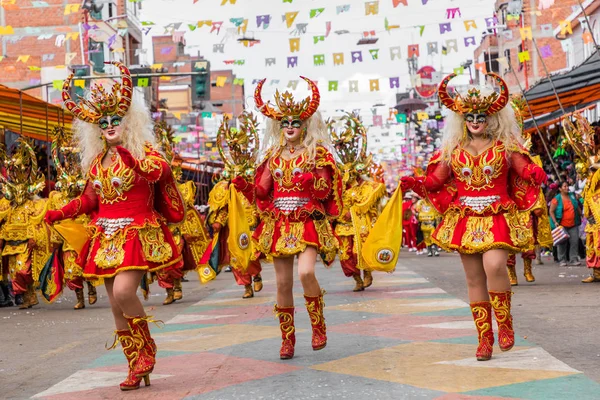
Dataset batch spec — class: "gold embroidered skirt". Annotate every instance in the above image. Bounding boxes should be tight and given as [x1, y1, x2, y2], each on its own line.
[432, 209, 532, 254]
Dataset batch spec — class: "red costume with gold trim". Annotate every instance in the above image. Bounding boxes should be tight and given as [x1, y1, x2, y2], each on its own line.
[48, 61, 184, 391]
[416, 142, 542, 254]
[243, 146, 342, 262]
[233, 76, 340, 359]
[403, 73, 546, 362]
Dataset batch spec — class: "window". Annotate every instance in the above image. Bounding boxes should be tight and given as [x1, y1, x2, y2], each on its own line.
[88, 40, 105, 73]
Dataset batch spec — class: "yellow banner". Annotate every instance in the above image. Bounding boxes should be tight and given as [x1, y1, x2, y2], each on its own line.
[227, 186, 252, 272]
[361, 186, 402, 272]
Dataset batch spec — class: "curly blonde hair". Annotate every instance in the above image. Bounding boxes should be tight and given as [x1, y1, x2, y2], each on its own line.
[76, 94, 159, 174]
[260, 110, 332, 163]
[440, 87, 522, 162]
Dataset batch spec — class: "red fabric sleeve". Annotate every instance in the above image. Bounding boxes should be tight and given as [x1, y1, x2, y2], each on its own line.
[254, 159, 274, 202]
[412, 161, 452, 197]
[117, 146, 171, 183]
[311, 165, 332, 200]
[59, 182, 98, 219]
[134, 151, 171, 182]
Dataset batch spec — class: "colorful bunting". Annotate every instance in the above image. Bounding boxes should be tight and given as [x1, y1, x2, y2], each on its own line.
[289, 38, 300, 52]
[365, 1, 379, 15]
[328, 81, 338, 91]
[351, 51, 363, 63]
[333, 53, 344, 65]
[310, 8, 324, 18]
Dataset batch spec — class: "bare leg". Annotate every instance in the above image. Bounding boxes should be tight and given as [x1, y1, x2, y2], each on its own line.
[274, 257, 294, 306]
[104, 277, 128, 330]
[460, 253, 489, 302]
[297, 246, 321, 296]
[482, 249, 511, 292]
[111, 270, 146, 318]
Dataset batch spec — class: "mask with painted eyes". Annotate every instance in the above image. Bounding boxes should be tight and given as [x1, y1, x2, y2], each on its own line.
[98, 116, 122, 130]
[464, 113, 487, 124]
[280, 119, 302, 129]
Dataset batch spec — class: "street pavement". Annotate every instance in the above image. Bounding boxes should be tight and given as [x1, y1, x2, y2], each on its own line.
[3, 252, 600, 399]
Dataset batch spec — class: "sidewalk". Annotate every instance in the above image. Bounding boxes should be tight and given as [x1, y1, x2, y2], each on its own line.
[33, 259, 600, 400]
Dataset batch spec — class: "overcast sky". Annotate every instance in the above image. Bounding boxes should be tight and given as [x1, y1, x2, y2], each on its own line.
[140, 0, 494, 116]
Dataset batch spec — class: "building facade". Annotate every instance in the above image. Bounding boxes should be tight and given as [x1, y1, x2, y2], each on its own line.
[0, 0, 141, 102]
[473, 0, 574, 92]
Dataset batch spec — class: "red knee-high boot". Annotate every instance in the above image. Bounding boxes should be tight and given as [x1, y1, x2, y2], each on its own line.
[489, 291, 515, 352]
[470, 301, 494, 361]
[304, 290, 327, 351]
[124, 315, 160, 381]
[274, 305, 295, 359]
[107, 329, 149, 391]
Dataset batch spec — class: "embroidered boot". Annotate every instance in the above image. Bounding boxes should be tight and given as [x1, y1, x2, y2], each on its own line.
[507, 264, 518, 286]
[173, 278, 183, 301]
[304, 290, 327, 351]
[470, 301, 494, 361]
[523, 259, 535, 282]
[163, 288, 175, 305]
[489, 291, 515, 352]
[253, 274, 263, 292]
[108, 329, 150, 391]
[74, 288, 85, 310]
[87, 282, 97, 305]
[125, 315, 159, 379]
[274, 305, 295, 359]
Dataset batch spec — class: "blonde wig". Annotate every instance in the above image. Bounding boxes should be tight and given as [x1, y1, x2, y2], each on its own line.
[440, 87, 522, 163]
[76, 94, 159, 175]
[260, 110, 332, 163]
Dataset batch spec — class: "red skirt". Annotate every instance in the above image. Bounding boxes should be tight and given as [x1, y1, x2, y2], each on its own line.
[79, 222, 182, 279]
[253, 214, 338, 263]
[432, 209, 532, 254]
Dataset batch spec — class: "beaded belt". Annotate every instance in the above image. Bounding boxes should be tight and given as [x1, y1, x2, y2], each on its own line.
[95, 217, 134, 238]
[459, 195, 501, 213]
[274, 197, 310, 215]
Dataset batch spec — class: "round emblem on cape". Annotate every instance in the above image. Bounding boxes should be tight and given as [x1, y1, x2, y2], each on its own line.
[238, 233, 250, 250]
[376, 248, 394, 264]
[203, 267, 211, 276]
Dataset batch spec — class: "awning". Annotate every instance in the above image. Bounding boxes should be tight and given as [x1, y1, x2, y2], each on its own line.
[0, 84, 72, 141]
[524, 51, 600, 119]
[524, 102, 597, 132]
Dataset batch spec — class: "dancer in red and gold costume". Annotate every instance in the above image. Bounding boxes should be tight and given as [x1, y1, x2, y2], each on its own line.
[207, 112, 263, 299]
[505, 96, 553, 285]
[401, 73, 546, 361]
[0, 138, 50, 309]
[45, 62, 184, 390]
[561, 113, 600, 283]
[330, 113, 386, 291]
[152, 122, 210, 304]
[46, 127, 97, 308]
[233, 77, 342, 359]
